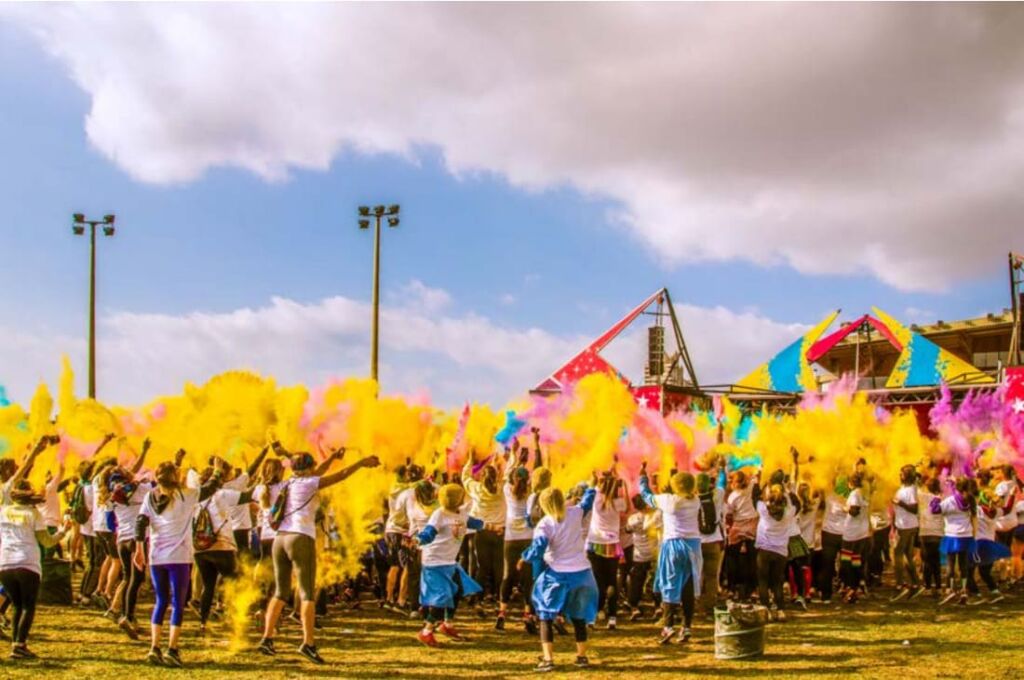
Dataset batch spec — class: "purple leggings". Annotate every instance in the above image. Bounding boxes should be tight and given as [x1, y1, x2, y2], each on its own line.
[150, 563, 191, 626]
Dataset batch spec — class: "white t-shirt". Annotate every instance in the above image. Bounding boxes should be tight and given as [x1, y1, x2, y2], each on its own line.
[504, 485, 532, 541]
[700, 488, 725, 544]
[37, 474, 62, 528]
[940, 496, 973, 538]
[80, 484, 96, 537]
[918, 491, 945, 537]
[587, 492, 625, 545]
[726, 485, 757, 522]
[91, 485, 112, 534]
[798, 507, 817, 545]
[0, 504, 46, 575]
[755, 501, 796, 557]
[842, 489, 870, 542]
[649, 493, 700, 541]
[113, 485, 147, 543]
[197, 488, 243, 552]
[226, 473, 252, 531]
[255, 481, 285, 541]
[534, 505, 590, 573]
[276, 476, 321, 539]
[976, 507, 996, 542]
[994, 481, 1018, 532]
[626, 511, 658, 563]
[893, 485, 919, 530]
[822, 493, 848, 535]
[421, 507, 471, 567]
[403, 488, 436, 537]
[384, 483, 410, 534]
[140, 488, 200, 566]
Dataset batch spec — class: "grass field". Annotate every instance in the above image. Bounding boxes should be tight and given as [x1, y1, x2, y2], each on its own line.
[1, 587, 1020, 680]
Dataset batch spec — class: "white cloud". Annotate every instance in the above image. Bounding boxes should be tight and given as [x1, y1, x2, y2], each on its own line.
[0, 285, 808, 408]
[499, 294, 517, 306]
[7, 4, 1024, 290]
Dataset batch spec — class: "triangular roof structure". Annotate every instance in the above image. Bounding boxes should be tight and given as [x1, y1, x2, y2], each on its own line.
[531, 288, 698, 394]
[735, 307, 994, 393]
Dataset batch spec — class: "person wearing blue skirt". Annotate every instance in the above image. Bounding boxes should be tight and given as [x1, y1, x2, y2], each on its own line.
[638, 463, 703, 645]
[415, 484, 485, 647]
[520, 486, 597, 673]
[973, 478, 1011, 603]
[931, 477, 977, 606]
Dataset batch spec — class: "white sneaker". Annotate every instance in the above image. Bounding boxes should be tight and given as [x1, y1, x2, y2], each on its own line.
[938, 591, 958, 606]
[890, 588, 910, 603]
[607, 616, 617, 630]
[989, 592, 1006, 604]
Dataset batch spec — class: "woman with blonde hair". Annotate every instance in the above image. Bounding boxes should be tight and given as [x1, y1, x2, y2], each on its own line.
[520, 485, 598, 672]
[638, 462, 703, 645]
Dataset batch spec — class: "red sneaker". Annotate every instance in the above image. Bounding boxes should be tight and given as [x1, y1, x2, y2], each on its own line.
[417, 630, 440, 647]
[438, 622, 466, 641]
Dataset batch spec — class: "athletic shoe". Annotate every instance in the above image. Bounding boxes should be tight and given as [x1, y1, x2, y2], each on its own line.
[794, 596, 808, 611]
[408, 607, 423, 620]
[820, 599, 832, 605]
[908, 586, 926, 600]
[10, 645, 37, 660]
[257, 638, 276, 656]
[989, 592, 1006, 604]
[574, 656, 590, 668]
[118, 617, 140, 641]
[438, 622, 466, 641]
[968, 596, 987, 606]
[535, 659, 555, 673]
[298, 643, 326, 665]
[677, 627, 692, 643]
[163, 648, 183, 668]
[938, 591, 958, 606]
[957, 594, 968, 606]
[607, 616, 617, 630]
[890, 588, 910, 603]
[657, 627, 675, 645]
[524, 616, 539, 636]
[629, 608, 642, 622]
[494, 614, 505, 631]
[146, 647, 164, 666]
[417, 630, 440, 648]
[103, 608, 118, 621]
[552, 618, 568, 636]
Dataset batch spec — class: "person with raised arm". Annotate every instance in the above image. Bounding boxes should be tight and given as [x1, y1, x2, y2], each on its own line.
[257, 442, 379, 665]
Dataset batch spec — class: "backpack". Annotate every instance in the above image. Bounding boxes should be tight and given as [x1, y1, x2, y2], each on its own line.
[269, 480, 315, 531]
[698, 490, 719, 536]
[69, 483, 91, 525]
[193, 499, 226, 552]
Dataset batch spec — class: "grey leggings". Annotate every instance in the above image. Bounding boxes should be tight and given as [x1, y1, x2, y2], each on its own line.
[272, 532, 317, 602]
[893, 528, 919, 587]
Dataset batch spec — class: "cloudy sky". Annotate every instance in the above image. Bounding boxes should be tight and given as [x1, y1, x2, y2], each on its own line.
[1, 3, 1021, 407]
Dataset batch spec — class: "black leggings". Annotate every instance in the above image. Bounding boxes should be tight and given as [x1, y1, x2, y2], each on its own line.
[757, 550, 787, 610]
[628, 560, 652, 609]
[539, 618, 586, 644]
[818, 531, 843, 600]
[973, 563, 997, 593]
[195, 550, 237, 624]
[618, 545, 634, 595]
[0, 568, 40, 644]
[501, 540, 533, 611]
[116, 540, 146, 622]
[725, 539, 757, 599]
[473, 531, 504, 598]
[80, 534, 100, 598]
[233, 529, 252, 559]
[921, 536, 942, 589]
[587, 550, 620, 618]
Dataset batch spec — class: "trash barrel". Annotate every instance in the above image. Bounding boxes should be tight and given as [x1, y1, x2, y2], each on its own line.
[714, 604, 767, 660]
[39, 557, 73, 605]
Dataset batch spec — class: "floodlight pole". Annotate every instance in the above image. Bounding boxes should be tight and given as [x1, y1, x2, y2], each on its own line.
[72, 213, 116, 399]
[358, 205, 401, 387]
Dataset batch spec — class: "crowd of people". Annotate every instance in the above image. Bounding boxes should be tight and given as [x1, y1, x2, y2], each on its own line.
[0, 428, 1021, 672]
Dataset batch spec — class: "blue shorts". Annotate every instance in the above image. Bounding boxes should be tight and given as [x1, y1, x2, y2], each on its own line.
[420, 564, 481, 609]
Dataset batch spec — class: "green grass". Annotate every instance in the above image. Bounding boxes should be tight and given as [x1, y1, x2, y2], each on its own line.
[4, 592, 1021, 679]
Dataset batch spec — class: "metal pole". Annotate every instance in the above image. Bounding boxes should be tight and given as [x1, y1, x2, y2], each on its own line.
[370, 214, 382, 383]
[88, 221, 97, 399]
